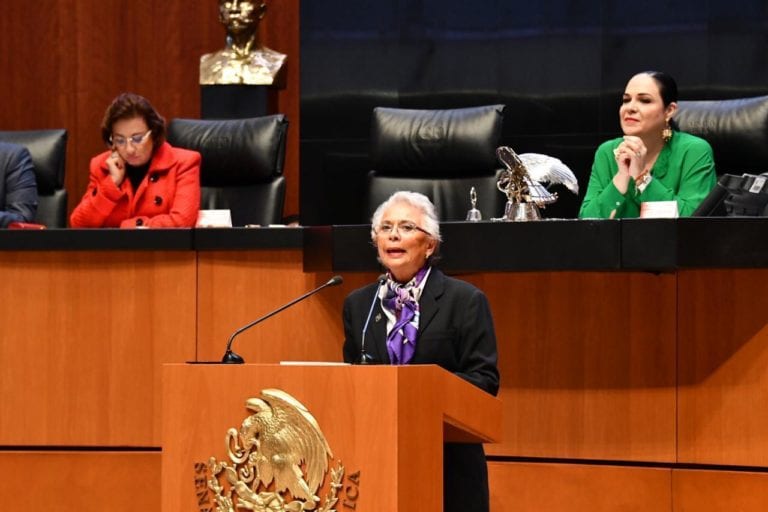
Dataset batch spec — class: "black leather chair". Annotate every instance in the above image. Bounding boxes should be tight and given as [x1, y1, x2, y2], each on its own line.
[676, 95, 768, 175]
[0, 129, 68, 227]
[366, 104, 506, 221]
[167, 115, 288, 226]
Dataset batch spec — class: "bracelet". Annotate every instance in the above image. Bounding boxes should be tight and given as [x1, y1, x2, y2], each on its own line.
[636, 173, 652, 193]
[634, 169, 650, 185]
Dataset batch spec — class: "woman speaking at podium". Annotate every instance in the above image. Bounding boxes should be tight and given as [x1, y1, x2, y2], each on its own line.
[342, 191, 499, 512]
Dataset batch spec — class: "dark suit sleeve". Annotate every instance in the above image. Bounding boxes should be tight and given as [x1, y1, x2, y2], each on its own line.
[455, 287, 500, 396]
[0, 147, 38, 227]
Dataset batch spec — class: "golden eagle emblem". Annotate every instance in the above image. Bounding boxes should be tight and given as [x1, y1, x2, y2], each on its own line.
[207, 389, 344, 512]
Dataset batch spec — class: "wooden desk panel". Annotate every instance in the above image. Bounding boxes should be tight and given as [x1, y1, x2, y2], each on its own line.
[672, 469, 768, 511]
[472, 271, 677, 461]
[163, 364, 500, 512]
[197, 262, 678, 461]
[488, 461, 671, 512]
[0, 251, 196, 446]
[1, 241, 763, 477]
[678, 268, 768, 465]
[0, 451, 160, 511]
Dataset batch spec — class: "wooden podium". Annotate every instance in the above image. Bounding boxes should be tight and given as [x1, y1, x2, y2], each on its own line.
[162, 363, 501, 512]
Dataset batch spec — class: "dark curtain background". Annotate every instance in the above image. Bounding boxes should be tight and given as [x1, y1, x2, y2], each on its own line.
[299, 0, 768, 223]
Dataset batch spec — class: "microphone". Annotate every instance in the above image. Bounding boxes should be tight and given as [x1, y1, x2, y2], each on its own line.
[359, 274, 387, 364]
[221, 275, 344, 364]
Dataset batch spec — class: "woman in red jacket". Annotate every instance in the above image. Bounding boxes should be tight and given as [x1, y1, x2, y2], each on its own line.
[70, 93, 200, 228]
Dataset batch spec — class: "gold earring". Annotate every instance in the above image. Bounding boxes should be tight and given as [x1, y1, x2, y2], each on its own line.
[662, 119, 672, 143]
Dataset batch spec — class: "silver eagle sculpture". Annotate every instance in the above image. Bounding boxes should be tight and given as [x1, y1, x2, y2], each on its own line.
[495, 146, 578, 220]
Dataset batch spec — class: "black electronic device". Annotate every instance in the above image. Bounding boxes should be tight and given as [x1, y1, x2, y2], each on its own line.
[692, 173, 768, 217]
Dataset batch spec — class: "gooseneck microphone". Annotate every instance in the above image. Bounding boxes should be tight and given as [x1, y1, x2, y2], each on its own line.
[359, 274, 387, 364]
[221, 275, 344, 364]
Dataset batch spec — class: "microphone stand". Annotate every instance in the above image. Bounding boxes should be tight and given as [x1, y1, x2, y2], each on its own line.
[359, 274, 387, 364]
[222, 275, 343, 364]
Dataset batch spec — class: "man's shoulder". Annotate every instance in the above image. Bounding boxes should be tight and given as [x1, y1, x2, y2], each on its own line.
[0, 142, 32, 171]
[0, 141, 28, 157]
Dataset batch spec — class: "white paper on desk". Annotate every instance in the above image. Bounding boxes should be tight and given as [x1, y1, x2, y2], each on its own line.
[196, 209, 233, 227]
[640, 201, 678, 218]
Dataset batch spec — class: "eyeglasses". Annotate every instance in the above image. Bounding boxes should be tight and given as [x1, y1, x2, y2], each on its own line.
[375, 221, 430, 237]
[110, 130, 152, 147]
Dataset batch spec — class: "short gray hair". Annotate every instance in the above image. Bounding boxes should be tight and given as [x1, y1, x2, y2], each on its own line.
[370, 191, 442, 254]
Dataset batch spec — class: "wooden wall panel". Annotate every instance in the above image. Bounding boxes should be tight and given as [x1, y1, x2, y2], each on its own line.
[678, 268, 768, 466]
[464, 271, 677, 461]
[672, 469, 768, 511]
[488, 461, 672, 512]
[0, 253, 765, 508]
[197, 265, 677, 461]
[0, 2, 77, 132]
[0, 452, 160, 510]
[0, 0, 300, 221]
[263, 0, 301, 218]
[196, 250, 376, 363]
[0, 251, 196, 446]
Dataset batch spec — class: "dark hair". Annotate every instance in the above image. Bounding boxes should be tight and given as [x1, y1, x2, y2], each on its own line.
[640, 70, 679, 106]
[100, 93, 166, 147]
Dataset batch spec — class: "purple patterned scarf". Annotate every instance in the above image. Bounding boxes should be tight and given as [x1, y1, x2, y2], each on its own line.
[382, 266, 430, 364]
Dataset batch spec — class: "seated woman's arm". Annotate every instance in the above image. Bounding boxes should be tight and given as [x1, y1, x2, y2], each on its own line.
[69, 158, 126, 228]
[579, 140, 631, 219]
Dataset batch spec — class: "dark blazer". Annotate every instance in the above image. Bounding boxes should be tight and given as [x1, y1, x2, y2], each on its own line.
[343, 268, 499, 395]
[342, 268, 499, 512]
[0, 142, 38, 228]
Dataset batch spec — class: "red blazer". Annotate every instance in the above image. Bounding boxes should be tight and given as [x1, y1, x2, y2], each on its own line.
[70, 142, 201, 228]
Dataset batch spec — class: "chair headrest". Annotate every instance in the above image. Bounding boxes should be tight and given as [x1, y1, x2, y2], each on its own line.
[676, 95, 768, 172]
[167, 115, 288, 186]
[0, 129, 67, 193]
[370, 104, 504, 175]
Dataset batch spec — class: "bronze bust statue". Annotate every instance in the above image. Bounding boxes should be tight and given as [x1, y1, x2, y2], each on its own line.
[200, 0, 287, 85]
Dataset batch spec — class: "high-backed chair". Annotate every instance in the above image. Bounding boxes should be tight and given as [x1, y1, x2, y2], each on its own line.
[167, 115, 288, 226]
[0, 129, 68, 227]
[366, 104, 506, 221]
[676, 95, 768, 175]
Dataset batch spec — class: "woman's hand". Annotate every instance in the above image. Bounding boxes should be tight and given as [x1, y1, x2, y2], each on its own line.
[106, 150, 125, 186]
[614, 136, 647, 178]
[612, 136, 647, 194]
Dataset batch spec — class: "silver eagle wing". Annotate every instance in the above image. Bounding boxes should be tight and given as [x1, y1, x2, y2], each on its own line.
[519, 153, 579, 194]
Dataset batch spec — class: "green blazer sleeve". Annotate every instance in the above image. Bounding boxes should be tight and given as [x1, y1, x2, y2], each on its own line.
[578, 138, 629, 219]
